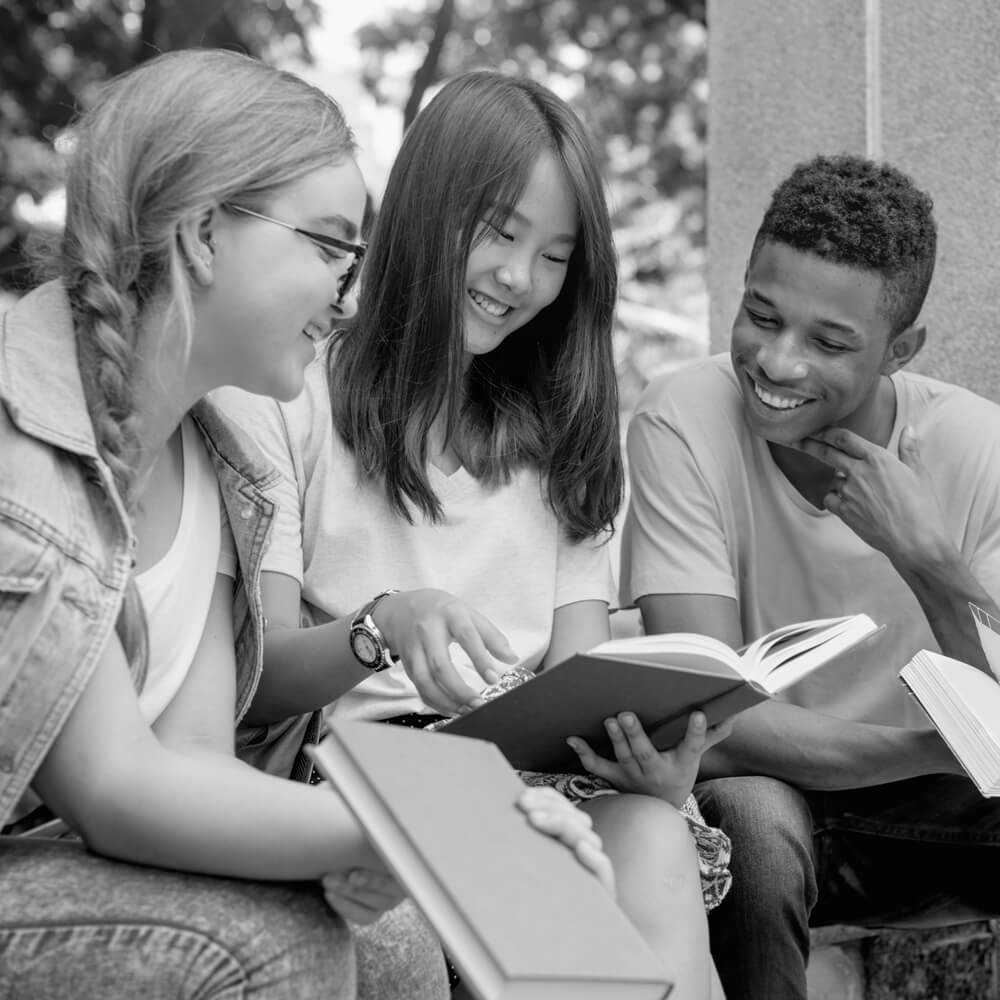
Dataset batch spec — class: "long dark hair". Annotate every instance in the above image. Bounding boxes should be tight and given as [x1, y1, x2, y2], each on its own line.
[329, 71, 623, 541]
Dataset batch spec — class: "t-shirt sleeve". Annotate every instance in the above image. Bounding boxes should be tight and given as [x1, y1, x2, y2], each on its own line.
[554, 530, 616, 609]
[208, 385, 305, 584]
[619, 407, 738, 606]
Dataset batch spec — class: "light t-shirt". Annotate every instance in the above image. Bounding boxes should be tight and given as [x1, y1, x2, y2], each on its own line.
[620, 355, 1000, 729]
[135, 416, 235, 723]
[210, 345, 616, 722]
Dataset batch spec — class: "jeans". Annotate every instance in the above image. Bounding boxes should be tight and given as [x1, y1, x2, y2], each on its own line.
[0, 837, 448, 1000]
[696, 774, 1000, 1000]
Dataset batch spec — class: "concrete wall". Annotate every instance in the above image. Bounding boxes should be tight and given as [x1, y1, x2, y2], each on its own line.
[707, 0, 1000, 401]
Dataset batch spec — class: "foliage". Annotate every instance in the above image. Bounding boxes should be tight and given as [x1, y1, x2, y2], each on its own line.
[0, 0, 321, 289]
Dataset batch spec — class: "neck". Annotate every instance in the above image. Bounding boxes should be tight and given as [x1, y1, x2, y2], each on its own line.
[130, 299, 204, 482]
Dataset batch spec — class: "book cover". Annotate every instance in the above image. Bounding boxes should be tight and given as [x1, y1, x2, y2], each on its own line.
[442, 614, 878, 773]
[310, 721, 672, 1000]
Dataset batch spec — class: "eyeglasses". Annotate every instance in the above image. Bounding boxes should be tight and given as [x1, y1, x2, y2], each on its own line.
[223, 203, 367, 304]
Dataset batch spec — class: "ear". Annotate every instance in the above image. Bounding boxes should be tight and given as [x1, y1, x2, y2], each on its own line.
[177, 207, 217, 287]
[881, 324, 925, 374]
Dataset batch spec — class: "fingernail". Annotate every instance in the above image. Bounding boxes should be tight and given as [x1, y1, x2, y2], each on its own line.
[621, 713, 636, 728]
[566, 737, 581, 753]
[484, 670, 500, 685]
[605, 718, 620, 735]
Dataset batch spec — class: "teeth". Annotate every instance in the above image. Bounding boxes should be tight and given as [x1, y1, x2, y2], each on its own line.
[752, 380, 809, 410]
[469, 289, 511, 317]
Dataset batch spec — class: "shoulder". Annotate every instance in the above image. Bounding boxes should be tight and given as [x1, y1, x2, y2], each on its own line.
[898, 371, 1000, 450]
[631, 354, 746, 443]
[628, 355, 752, 466]
[633, 355, 740, 421]
[0, 398, 76, 539]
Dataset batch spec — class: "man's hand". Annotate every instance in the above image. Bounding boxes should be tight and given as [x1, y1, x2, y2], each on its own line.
[567, 711, 733, 807]
[797, 425, 951, 570]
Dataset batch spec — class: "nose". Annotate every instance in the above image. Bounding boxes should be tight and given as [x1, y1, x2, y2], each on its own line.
[757, 332, 808, 382]
[495, 255, 531, 295]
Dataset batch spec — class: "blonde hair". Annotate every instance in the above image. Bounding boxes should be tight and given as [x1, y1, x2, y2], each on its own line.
[50, 47, 356, 511]
[41, 48, 355, 669]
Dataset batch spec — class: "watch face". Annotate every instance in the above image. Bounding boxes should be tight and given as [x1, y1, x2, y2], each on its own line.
[352, 630, 379, 667]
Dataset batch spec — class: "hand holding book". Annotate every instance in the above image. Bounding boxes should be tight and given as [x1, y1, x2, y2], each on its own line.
[568, 710, 733, 807]
[516, 786, 616, 897]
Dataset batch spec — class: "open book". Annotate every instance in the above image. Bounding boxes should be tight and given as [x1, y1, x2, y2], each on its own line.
[899, 604, 1000, 796]
[309, 721, 672, 1000]
[442, 613, 879, 772]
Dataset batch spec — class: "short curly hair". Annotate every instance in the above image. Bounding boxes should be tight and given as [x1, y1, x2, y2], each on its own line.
[750, 154, 937, 335]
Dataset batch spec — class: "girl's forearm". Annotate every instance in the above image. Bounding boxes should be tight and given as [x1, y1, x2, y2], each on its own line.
[245, 620, 369, 725]
[81, 745, 376, 879]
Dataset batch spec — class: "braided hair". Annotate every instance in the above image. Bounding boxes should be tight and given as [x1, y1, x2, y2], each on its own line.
[41, 48, 357, 668]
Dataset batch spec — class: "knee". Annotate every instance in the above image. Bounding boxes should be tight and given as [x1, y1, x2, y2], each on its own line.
[222, 883, 357, 1000]
[354, 901, 449, 1000]
[592, 795, 697, 868]
[697, 777, 816, 897]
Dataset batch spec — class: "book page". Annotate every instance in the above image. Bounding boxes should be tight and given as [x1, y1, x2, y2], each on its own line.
[748, 614, 878, 691]
[588, 632, 742, 674]
[971, 604, 1000, 683]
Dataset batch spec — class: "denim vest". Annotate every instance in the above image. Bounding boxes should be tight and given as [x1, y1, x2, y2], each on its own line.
[191, 401, 323, 782]
[0, 283, 319, 829]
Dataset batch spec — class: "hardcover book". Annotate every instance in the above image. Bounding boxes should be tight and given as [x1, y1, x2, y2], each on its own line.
[309, 720, 672, 1000]
[442, 613, 879, 772]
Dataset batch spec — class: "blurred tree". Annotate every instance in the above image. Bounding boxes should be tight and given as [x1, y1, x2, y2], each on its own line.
[356, 0, 710, 407]
[0, 0, 321, 289]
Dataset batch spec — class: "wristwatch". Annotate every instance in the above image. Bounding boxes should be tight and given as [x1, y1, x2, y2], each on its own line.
[349, 589, 400, 672]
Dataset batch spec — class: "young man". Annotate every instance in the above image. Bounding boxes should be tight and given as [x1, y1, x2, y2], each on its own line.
[620, 154, 1000, 1000]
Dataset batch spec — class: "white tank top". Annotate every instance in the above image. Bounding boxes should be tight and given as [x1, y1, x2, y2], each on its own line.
[135, 417, 223, 723]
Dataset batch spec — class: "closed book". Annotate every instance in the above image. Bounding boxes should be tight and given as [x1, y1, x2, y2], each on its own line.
[442, 613, 879, 773]
[309, 721, 672, 1000]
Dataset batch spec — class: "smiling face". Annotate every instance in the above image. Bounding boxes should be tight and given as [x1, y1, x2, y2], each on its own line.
[193, 159, 367, 401]
[462, 151, 578, 362]
[730, 240, 901, 448]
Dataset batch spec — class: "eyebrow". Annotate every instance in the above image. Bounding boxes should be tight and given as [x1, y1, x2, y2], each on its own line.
[744, 287, 862, 339]
[493, 204, 577, 245]
[309, 214, 360, 241]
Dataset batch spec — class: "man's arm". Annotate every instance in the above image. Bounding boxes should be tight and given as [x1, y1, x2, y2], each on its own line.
[639, 592, 964, 788]
[799, 426, 1000, 674]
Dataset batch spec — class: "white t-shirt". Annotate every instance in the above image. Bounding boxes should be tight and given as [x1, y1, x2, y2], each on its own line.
[210, 346, 615, 722]
[135, 417, 234, 723]
[621, 355, 1000, 729]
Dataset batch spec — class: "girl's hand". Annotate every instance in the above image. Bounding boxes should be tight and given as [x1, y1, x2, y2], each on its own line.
[374, 589, 518, 715]
[516, 786, 616, 898]
[567, 711, 733, 808]
[321, 867, 407, 925]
